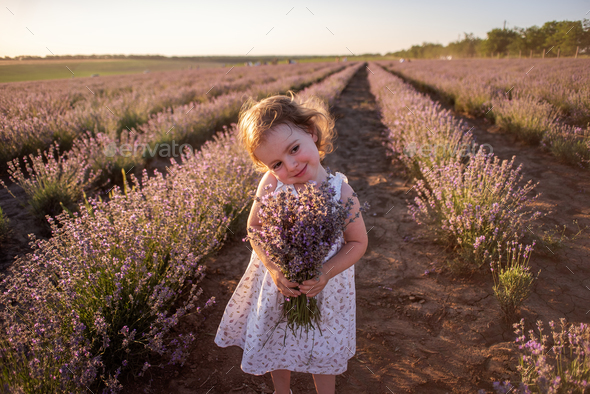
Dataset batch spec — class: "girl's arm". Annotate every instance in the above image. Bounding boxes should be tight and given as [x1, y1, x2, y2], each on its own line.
[299, 182, 368, 297]
[248, 171, 303, 297]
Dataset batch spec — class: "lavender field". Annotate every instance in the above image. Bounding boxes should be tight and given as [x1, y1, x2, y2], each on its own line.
[0, 56, 589, 394]
[380, 59, 590, 168]
[0, 61, 365, 393]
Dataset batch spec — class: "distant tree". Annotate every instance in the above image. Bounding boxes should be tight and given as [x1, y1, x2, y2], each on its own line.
[540, 20, 589, 56]
[481, 28, 519, 56]
[447, 33, 483, 57]
[517, 25, 547, 54]
[393, 42, 444, 59]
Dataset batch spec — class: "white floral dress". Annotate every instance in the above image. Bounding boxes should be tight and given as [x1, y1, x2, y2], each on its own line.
[214, 172, 356, 375]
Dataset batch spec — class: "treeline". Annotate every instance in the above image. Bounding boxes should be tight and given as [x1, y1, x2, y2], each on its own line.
[1, 54, 335, 63]
[390, 19, 590, 59]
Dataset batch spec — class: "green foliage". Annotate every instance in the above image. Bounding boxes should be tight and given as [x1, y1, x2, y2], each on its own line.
[390, 19, 590, 59]
[493, 95, 559, 145]
[481, 28, 519, 55]
[494, 264, 536, 319]
[116, 108, 148, 139]
[446, 33, 483, 58]
[393, 43, 445, 59]
[0, 59, 224, 83]
[491, 241, 539, 321]
[540, 20, 590, 55]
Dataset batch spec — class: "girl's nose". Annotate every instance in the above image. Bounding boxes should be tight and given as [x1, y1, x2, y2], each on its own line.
[286, 159, 299, 173]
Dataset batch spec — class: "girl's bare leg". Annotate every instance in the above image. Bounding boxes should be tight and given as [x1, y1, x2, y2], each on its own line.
[312, 374, 335, 394]
[270, 369, 291, 394]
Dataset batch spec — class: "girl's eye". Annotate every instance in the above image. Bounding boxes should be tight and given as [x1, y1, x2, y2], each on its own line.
[291, 145, 299, 153]
[273, 162, 282, 170]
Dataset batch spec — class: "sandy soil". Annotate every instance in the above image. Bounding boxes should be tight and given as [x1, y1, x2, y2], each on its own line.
[0, 179, 47, 269]
[2, 66, 589, 394]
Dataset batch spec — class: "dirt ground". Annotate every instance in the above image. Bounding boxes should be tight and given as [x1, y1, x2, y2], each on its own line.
[2, 66, 589, 393]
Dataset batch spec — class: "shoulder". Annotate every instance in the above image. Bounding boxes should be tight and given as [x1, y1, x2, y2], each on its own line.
[255, 171, 278, 198]
[339, 178, 356, 202]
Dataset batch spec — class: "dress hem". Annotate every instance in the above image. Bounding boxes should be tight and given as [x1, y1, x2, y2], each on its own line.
[215, 340, 354, 375]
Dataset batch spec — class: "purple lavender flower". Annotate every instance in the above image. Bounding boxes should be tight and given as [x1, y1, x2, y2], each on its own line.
[246, 171, 367, 338]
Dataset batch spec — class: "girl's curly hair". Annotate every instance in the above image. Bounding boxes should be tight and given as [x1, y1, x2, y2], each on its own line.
[237, 91, 336, 172]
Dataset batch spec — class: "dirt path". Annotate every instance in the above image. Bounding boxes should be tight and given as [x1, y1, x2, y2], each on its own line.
[123, 66, 590, 394]
[0, 177, 47, 269]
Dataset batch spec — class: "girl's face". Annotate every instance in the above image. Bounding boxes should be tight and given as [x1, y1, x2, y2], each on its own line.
[254, 122, 325, 185]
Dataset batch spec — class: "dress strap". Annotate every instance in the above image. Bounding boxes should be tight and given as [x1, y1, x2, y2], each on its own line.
[333, 172, 348, 201]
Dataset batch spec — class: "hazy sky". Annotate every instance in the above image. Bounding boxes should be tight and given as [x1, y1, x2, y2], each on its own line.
[1, 0, 588, 57]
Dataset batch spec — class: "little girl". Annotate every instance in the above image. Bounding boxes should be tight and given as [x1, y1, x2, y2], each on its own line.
[214, 92, 368, 394]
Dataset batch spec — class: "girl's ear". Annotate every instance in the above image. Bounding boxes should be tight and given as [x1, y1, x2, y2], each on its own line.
[308, 125, 318, 143]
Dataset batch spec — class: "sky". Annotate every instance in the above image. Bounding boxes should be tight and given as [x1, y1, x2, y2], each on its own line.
[1, 0, 588, 58]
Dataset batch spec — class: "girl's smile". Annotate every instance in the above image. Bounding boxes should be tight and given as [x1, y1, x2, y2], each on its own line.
[254, 122, 328, 187]
[294, 164, 307, 178]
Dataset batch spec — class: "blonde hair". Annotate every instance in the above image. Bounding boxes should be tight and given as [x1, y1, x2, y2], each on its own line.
[237, 91, 336, 172]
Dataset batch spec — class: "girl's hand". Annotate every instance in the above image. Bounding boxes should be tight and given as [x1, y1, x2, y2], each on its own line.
[298, 274, 329, 298]
[269, 269, 302, 297]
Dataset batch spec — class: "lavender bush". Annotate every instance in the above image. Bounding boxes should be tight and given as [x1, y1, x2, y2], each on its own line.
[452, 82, 493, 118]
[409, 149, 544, 268]
[0, 142, 101, 226]
[491, 240, 539, 320]
[367, 62, 546, 275]
[383, 59, 590, 127]
[246, 172, 363, 340]
[140, 64, 345, 150]
[0, 128, 259, 393]
[542, 124, 590, 169]
[493, 95, 559, 145]
[491, 318, 590, 393]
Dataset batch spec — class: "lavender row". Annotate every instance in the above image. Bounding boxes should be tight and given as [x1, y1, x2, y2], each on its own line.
[366, 63, 474, 174]
[367, 62, 542, 270]
[369, 63, 588, 391]
[0, 62, 335, 168]
[0, 66, 232, 166]
[130, 63, 347, 153]
[380, 60, 590, 168]
[381, 59, 590, 127]
[1, 63, 348, 226]
[0, 127, 259, 393]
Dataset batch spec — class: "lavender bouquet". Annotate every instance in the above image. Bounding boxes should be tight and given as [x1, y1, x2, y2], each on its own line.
[246, 172, 365, 341]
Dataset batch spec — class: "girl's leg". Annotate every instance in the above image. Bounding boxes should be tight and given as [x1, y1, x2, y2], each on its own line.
[270, 369, 291, 394]
[312, 374, 335, 394]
